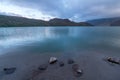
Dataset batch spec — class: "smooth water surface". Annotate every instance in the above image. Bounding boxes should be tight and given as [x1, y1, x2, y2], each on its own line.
[0, 27, 120, 55]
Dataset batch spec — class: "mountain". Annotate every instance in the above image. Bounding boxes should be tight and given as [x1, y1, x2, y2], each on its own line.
[1, 15, 120, 27]
[48, 18, 92, 26]
[0, 15, 92, 27]
[87, 17, 120, 26]
[0, 15, 48, 27]
[111, 20, 120, 26]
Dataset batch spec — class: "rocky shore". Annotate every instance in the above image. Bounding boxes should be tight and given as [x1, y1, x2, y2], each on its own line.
[0, 50, 120, 80]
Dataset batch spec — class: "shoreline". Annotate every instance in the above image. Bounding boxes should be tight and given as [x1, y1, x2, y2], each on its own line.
[0, 49, 120, 80]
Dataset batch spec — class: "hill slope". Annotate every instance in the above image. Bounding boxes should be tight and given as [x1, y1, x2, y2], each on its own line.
[0, 15, 92, 27]
[87, 17, 120, 26]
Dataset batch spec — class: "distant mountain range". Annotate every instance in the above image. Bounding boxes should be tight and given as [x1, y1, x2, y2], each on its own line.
[0, 15, 92, 27]
[87, 17, 120, 26]
[1, 15, 120, 27]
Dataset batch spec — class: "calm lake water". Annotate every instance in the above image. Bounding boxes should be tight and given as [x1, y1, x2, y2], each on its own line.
[0, 27, 120, 55]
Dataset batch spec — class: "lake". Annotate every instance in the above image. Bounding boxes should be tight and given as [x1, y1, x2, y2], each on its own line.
[0, 27, 120, 55]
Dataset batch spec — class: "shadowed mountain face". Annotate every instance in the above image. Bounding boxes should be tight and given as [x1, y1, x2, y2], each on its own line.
[0, 15, 47, 27]
[48, 18, 92, 26]
[111, 20, 120, 26]
[0, 15, 92, 27]
[87, 17, 120, 26]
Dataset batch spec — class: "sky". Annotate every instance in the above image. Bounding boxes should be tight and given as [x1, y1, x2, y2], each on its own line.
[0, 0, 120, 21]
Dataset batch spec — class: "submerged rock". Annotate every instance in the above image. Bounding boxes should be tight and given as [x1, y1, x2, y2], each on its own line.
[68, 59, 75, 64]
[3, 67, 16, 75]
[38, 64, 48, 70]
[72, 64, 83, 77]
[49, 57, 58, 64]
[59, 61, 64, 67]
[107, 57, 120, 64]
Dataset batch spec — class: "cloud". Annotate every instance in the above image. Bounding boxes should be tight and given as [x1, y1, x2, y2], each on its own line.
[64, 0, 120, 21]
[0, 0, 120, 21]
[0, 1, 57, 20]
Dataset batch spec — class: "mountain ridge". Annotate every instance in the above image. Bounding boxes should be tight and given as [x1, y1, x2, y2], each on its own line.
[0, 15, 92, 27]
[87, 17, 120, 26]
[1, 15, 120, 26]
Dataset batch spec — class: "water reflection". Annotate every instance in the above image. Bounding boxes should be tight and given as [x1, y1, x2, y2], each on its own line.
[0, 27, 120, 54]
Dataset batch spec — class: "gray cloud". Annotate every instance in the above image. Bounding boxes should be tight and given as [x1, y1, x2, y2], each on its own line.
[0, 0, 120, 21]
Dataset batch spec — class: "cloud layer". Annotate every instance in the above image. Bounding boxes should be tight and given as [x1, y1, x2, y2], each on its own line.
[0, 0, 120, 21]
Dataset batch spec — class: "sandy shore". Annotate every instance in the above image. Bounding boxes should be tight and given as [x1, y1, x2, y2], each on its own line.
[0, 49, 120, 80]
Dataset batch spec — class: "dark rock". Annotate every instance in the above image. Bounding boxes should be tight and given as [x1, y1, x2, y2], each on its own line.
[3, 67, 16, 75]
[76, 69, 83, 74]
[107, 57, 120, 64]
[38, 64, 48, 70]
[59, 61, 64, 67]
[68, 59, 75, 64]
[72, 64, 83, 77]
[49, 57, 58, 64]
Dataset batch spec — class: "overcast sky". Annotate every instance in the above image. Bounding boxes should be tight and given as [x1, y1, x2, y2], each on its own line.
[0, 0, 120, 21]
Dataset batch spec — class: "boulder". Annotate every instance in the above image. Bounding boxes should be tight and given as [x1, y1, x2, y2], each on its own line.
[68, 59, 75, 64]
[38, 64, 48, 70]
[49, 57, 58, 64]
[59, 61, 64, 67]
[72, 64, 83, 77]
[3, 67, 16, 75]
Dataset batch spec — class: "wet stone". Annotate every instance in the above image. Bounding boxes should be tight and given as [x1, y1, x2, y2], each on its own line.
[3, 67, 16, 75]
[107, 57, 120, 65]
[49, 57, 58, 64]
[72, 64, 83, 77]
